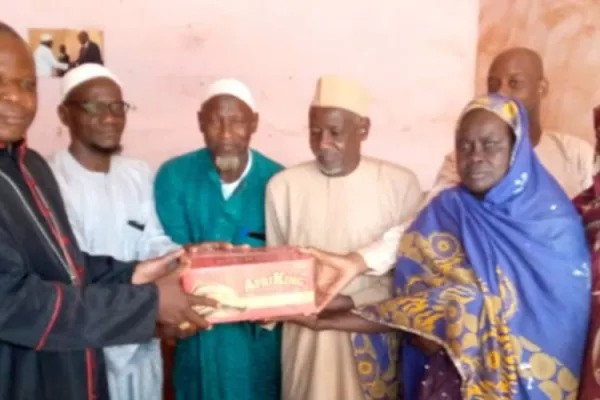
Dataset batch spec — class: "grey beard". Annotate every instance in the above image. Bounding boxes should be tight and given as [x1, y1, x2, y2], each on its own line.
[214, 155, 241, 172]
[317, 163, 344, 176]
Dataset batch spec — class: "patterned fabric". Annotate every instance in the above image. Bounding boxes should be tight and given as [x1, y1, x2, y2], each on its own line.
[573, 104, 600, 400]
[573, 183, 600, 400]
[154, 148, 283, 400]
[418, 350, 462, 400]
[353, 94, 591, 399]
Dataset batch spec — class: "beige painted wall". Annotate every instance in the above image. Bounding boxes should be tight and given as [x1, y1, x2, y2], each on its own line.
[477, 0, 600, 145]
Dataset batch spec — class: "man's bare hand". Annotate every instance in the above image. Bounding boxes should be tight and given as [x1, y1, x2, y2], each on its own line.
[154, 264, 218, 333]
[132, 248, 186, 285]
[299, 248, 368, 312]
[285, 314, 320, 330]
[133, 242, 252, 285]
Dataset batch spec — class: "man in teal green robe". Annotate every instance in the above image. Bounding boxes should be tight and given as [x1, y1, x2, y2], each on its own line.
[154, 79, 283, 400]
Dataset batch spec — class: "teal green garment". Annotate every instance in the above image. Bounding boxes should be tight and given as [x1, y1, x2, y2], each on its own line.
[154, 148, 283, 400]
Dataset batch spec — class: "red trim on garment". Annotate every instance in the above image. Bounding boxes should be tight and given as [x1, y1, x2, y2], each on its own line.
[17, 146, 81, 284]
[35, 283, 63, 350]
[14, 144, 95, 399]
[86, 350, 96, 400]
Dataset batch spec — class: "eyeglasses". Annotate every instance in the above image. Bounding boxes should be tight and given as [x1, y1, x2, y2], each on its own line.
[65, 100, 132, 116]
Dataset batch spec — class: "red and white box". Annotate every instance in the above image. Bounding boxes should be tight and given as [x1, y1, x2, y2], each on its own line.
[181, 246, 317, 324]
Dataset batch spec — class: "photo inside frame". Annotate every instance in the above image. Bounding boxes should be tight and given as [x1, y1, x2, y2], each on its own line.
[27, 28, 105, 78]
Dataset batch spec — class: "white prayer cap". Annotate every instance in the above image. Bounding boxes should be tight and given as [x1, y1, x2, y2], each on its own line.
[60, 64, 122, 102]
[40, 33, 52, 42]
[202, 78, 256, 112]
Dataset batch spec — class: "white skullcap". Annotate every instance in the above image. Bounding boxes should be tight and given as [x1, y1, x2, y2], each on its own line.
[40, 33, 52, 42]
[60, 64, 122, 103]
[202, 78, 256, 112]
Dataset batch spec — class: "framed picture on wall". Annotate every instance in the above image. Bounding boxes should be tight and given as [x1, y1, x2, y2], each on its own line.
[28, 28, 105, 78]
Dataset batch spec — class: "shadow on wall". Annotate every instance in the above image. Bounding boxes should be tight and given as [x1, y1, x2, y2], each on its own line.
[476, 0, 600, 143]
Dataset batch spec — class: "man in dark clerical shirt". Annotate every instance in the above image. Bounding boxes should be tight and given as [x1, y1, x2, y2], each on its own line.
[0, 22, 218, 400]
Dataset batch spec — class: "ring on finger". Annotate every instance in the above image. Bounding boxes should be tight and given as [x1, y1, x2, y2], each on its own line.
[179, 321, 192, 330]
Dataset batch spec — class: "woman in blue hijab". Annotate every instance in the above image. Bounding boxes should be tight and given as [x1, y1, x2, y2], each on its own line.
[293, 94, 591, 399]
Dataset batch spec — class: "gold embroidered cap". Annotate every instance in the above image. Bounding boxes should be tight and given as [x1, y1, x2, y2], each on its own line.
[310, 75, 370, 118]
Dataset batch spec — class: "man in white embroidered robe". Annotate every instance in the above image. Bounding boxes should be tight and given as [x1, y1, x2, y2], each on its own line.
[49, 64, 179, 400]
[265, 75, 423, 400]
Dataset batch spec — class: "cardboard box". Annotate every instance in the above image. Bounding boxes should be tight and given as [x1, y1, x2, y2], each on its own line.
[181, 246, 317, 323]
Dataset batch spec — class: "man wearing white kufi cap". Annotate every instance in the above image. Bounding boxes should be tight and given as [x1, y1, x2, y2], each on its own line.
[154, 78, 284, 400]
[32, 32, 69, 77]
[49, 64, 220, 400]
[265, 75, 423, 400]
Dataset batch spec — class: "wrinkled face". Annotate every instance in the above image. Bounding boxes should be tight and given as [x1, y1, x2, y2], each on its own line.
[198, 95, 257, 172]
[456, 109, 515, 197]
[0, 34, 37, 143]
[309, 106, 368, 176]
[487, 56, 544, 119]
[58, 77, 127, 155]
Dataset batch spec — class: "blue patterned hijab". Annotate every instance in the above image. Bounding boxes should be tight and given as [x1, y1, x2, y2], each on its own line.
[353, 94, 591, 399]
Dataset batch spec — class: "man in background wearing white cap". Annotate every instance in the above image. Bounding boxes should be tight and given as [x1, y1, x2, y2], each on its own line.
[33, 33, 69, 77]
[265, 75, 423, 400]
[48, 64, 215, 400]
[154, 78, 284, 400]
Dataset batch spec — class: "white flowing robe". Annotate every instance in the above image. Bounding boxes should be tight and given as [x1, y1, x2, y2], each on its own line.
[49, 150, 179, 400]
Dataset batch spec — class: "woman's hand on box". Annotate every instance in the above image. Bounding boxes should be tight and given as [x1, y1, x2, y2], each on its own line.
[298, 248, 367, 312]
